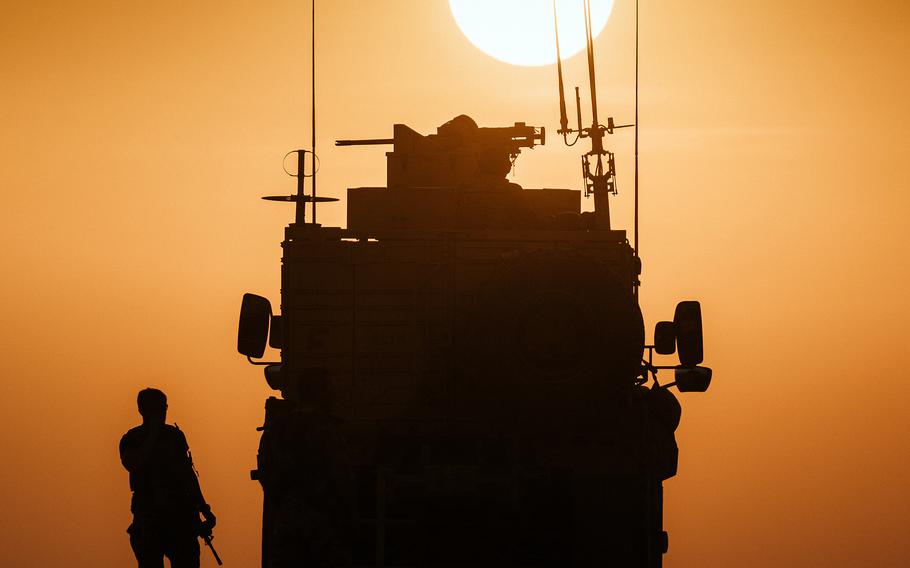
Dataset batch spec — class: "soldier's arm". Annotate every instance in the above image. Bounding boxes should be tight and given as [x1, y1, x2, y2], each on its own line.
[174, 429, 216, 523]
[119, 423, 160, 472]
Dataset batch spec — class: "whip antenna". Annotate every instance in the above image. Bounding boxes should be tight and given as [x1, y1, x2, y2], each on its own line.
[263, 2, 339, 217]
[311, 0, 317, 223]
[633, 0, 640, 301]
[634, 0, 639, 260]
[583, 0, 600, 139]
[553, 1, 569, 135]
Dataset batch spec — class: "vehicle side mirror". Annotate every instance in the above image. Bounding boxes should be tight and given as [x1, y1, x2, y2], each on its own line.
[674, 300, 703, 368]
[675, 366, 712, 392]
[654, 321, 676, 355]
[238, 293, 272, 358]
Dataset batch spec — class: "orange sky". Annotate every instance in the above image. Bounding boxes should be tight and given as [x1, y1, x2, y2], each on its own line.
[2, 1, 908, 566]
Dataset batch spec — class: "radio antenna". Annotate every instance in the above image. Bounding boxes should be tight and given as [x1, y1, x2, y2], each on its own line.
[552, 0, 633, 231]
[583, 0, 600, 145]
[634, 0, 639, 261]
[553, 1, 569, 136]
[262, 1, 340, 218]
[311, 0, 317, 223]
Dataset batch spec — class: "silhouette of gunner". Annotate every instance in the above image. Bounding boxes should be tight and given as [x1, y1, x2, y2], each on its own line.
[120, 388, 216, 568]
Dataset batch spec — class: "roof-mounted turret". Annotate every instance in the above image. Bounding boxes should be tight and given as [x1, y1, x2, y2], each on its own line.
[338, 115, 544, 191]
[337, 116, 592, 235]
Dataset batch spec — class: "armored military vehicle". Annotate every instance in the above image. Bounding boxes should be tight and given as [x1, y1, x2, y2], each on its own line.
[238, 113, 710, 568]
[237, 3, 712, 566]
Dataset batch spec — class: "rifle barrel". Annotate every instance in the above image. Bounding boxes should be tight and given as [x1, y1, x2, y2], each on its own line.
[203, 535, 223, 566]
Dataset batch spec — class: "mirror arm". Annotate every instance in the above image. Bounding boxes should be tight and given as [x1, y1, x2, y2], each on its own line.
[247, 356, 281, 366]
[640, 350, 662, 388]
[640, 361, 682, 373]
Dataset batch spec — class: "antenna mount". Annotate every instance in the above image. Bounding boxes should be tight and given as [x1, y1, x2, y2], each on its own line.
[552, 0, 634, 231]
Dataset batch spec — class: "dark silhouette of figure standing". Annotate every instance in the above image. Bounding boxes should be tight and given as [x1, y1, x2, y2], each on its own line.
[120, 388, 216, 568]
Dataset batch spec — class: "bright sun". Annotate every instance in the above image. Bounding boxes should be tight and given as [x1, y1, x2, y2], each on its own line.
[449, 0, 614, 67]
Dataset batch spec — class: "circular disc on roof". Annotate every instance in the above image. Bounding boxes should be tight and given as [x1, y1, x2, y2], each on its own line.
[262, 195, 339, 203]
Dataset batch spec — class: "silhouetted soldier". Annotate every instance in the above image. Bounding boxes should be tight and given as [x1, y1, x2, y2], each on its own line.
[120, 388, 217, 568]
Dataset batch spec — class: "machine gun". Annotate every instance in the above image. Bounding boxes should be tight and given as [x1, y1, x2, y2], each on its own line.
[337, 115, 545, 190]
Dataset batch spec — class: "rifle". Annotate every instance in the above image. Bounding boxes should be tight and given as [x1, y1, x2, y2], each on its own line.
[175, 423, 224, 565]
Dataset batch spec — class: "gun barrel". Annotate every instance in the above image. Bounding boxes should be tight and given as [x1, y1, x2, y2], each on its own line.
[335, 138, 394, 146]
[203, 535, 223, 566]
